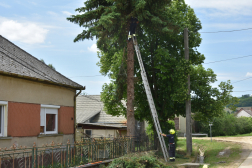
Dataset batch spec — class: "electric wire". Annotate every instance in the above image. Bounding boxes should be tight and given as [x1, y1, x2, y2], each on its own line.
[68, 53, 252, 78]
[231, 76, 252, 84]
[203, 54, 252, 64]
[199, 27, 252, 33]
[232, 90, 252, 92]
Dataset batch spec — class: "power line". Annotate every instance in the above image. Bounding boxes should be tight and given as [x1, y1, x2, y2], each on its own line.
[69, 54, 252, 78]
[199, 27, 252, 33]
[231, 76, 252, 84]
[232, 90, 252, 92]
[204, 54, 252, 64]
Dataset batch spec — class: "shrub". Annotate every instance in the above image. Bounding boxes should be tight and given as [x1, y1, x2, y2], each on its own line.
[197, 112, 252, 136]
[104, 152, 172, 168]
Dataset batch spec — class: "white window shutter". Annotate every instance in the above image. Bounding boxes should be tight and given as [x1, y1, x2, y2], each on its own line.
[40, 108, 45, 126]
[46, 108, 57, 114]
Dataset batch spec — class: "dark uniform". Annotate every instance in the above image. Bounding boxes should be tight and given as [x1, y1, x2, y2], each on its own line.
[165, 134, 175, 162]
[128, 17, 138, 41]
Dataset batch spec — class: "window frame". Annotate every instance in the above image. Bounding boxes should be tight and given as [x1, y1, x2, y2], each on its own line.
[0, 101, 8, 137]
[40, 104, 60, 135]
[85, 129, 92, 137]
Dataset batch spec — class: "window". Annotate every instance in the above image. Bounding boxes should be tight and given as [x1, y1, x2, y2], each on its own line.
[85, 130, 92, 137]
[40, 105, 60, 134]
[0, 101, 8, 137]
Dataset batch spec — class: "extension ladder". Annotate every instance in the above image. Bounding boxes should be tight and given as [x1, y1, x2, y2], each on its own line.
[132, 37, 169, 162]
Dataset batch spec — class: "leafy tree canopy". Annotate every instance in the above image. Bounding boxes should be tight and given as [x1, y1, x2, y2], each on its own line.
[67, 0, 238, 130]
[234, 95, 252, 107]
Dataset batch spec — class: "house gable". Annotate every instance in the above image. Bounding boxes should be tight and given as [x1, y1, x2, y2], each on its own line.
[236, 109, 252, 117]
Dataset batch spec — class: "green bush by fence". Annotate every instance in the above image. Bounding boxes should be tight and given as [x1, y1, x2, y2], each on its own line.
[101, 151, 172, 168]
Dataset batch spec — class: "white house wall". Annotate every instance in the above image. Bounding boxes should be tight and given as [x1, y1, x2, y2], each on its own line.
[237, 110, 252, 117]
[179, 116, 186, 133]
[92, 129, 117, 138]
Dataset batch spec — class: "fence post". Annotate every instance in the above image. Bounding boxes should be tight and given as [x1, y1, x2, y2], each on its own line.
[36, 146, 38, 168]
[139, 136, 141, 152]
[103, 138, 106, 160]
[67, 140, 70, 168]
[32, 142, 36, 168]
[112, 139, 114, 159]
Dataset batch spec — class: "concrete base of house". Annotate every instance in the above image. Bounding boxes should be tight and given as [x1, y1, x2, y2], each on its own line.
[0, 134, 74, 148]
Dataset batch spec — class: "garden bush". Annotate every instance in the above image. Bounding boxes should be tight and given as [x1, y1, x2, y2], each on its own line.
[197, 112, 252, 136]
[100, 151, 172, 168]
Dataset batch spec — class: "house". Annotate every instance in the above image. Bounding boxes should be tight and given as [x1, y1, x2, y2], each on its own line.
[174, 115, 186, 134]
[0, 35, 85, 148]
[174, 115, 206, 137]
[235, 107, 252, 118]
[76, 95, 147, 141]
[76, 95, 127, 141]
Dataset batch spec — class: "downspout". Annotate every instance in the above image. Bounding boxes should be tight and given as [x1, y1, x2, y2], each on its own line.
[74, 86, 85, 142]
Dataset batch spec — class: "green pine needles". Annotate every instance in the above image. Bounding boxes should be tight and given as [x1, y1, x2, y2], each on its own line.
[67, 0, 238, 130]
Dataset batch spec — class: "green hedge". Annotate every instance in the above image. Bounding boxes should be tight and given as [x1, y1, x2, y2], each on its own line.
[197, 113, 252, 136]
[100, 152, 172, 168]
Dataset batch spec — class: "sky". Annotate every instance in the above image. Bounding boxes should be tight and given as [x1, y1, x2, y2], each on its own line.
[0, 0, 252, 97]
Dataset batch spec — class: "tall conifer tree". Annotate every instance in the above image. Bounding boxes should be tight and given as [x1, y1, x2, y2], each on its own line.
[68, 0, 238, 139]
[67, 0, 175, 137]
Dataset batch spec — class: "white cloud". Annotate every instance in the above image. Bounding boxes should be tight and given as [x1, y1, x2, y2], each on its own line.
[47, 11, 58, 16]
[0, 2, 10, 8]
[62, 11, 73, 16]
[246, 72, 252, 77]
[185, 0, 252, 16]
[88, 44, 99, 53]
[0, 19, 48, 44]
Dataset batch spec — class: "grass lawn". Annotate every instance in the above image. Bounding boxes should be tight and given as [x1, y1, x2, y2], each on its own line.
[165, 138, 242, 168]
[102, 139, 242, 168]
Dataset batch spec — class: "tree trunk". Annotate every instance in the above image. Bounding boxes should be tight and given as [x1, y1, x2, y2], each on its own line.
[127, 39, 135, 138]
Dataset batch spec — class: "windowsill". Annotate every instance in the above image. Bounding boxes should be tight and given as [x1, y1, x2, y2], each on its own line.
[0, 136, 12, 140]
[38, 134, 63, 138]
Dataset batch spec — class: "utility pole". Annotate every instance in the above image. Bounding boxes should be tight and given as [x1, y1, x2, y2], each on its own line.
[184, 28, 192, 155]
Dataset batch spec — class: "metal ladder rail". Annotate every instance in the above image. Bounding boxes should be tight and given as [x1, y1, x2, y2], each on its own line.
[132, 38, 169, 162]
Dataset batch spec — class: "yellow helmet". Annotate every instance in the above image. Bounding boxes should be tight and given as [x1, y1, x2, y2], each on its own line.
[203, 165, 208, 168]
[169, 129, 175, 134]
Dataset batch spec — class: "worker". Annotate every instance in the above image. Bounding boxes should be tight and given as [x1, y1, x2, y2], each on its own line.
[160, 129, 176, 162]
[128, 17, 138, 41]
